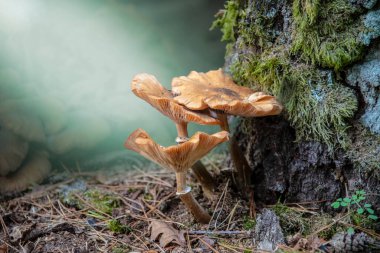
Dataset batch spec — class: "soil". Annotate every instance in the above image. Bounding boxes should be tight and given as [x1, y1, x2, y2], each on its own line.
[0, 154, 379, 253]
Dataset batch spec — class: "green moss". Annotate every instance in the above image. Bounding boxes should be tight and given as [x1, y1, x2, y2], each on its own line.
[210, 0, 240, 42]
[107, 219, 132, 234]
[272, 202, 311, 236]
[230, 51, 357, 151]
[272, 202, 340, 239]
[215, 0, 365, 151]
[292, 0, 366, 70]
[143, 193, 153, 201]
[347, 124, 380, 177]
[60, 191, 84, 209]
[243, 216, 256, 230]
[84, 189, 120, 214]
[112, 245, 130, 253]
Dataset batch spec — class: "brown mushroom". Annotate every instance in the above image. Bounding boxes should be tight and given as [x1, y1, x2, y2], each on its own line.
[131, 73, 220, 141]
[131, 73, 221, 199]
[171, 69, 283, 197]
[125, 128, 229, 223]
[0, 129, 29, 177]
[171, 68, 283, 119]
[0, 150, 51, 194]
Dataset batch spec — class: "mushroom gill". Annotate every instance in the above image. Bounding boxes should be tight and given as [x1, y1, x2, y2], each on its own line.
[131, 73, 221, 199]
[171, 68, 283, 117]
[131, 73, 220, 133]
[125, 128, 229, 223]
[125, 129, 229, 172]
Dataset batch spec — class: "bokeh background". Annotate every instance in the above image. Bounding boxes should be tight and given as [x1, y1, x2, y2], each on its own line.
[0, 0, 225, 170]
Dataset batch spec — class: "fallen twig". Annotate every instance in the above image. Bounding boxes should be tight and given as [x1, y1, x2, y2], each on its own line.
[189, 230, 250, 236]
[197, 236, 220, 253]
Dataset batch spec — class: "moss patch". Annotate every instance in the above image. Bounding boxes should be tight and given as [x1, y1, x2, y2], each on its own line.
[210, 0, 240, 42]
[230, 50, 357, 150]
[107, 219, 132, 234]
[271, 202, 340, 239]
[243, 216, 256, 230]
[213, 0, 366, 151]
[347, 124, 380, 177]
[292, 0, 367, 71]
[84, 189, 120, 214]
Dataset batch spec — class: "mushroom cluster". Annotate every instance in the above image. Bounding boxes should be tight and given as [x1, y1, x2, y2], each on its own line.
[172, 69, 283, 194]
[125, 69, 283, 223]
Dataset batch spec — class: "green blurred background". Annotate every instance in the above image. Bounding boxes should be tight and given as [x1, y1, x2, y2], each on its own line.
[0, 0, 225, 169]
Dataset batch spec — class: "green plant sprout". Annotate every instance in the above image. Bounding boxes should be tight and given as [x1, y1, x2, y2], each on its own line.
[242, 216, 256, 230]
[331, 190, 378, 234]
[87, 210, 132, 234]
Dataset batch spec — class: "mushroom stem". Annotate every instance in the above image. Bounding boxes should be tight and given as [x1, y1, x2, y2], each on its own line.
[216, 113, 251, 197]
[175, 122, 189, 141]
[216, 112, 230, 132]
[229, 136, 251, 194]
[175, 172, 211, 224]
[178, 191, 211, 224]
[175, 122, 216, 200]
[175, 171, 187, 193]
[191, 161, 217, 200]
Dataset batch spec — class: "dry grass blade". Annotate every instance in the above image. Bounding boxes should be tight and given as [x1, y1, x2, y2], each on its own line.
[197, 236, 220, 253]
[208, 180, 229, 230]
[189, 230, 250, 236]
[217, 242, 241, 253]
[132, 165, 173, 187]
[0, 213, 9, 238]
[338, 221, 380, 240]
[309, 213, 350, 237]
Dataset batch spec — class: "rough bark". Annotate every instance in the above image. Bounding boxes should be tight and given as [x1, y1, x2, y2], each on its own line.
[220, 0, 380, 214]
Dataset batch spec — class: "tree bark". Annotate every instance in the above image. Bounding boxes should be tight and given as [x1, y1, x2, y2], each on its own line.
[220, 0, 380, 214]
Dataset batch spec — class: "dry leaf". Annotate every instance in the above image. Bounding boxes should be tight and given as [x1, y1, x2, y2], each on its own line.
[291, 234, 325, 252]
[0, 244, 7, 253]
[149, 221, 185, 247]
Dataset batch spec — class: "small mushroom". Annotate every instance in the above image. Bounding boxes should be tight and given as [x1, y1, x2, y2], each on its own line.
[171, 69, 283, 195]
[0, 150, 51, 194]
[125, 128, 229, 223]
[131, 73, 221, 198]
[0, 129, 29, 176]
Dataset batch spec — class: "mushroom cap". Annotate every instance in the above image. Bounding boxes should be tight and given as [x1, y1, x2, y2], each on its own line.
[131, 73, 220, 125]
[171, 69, 283, 117]
[0, 129, 29, 176]
[125, 128, 229, 172]
[0, 150, 51, 194]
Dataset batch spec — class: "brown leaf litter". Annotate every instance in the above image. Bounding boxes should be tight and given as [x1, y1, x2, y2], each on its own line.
[0, 154, 378, 252]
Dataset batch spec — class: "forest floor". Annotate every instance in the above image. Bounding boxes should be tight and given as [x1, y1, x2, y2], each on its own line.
[0, 154, 379, 253]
